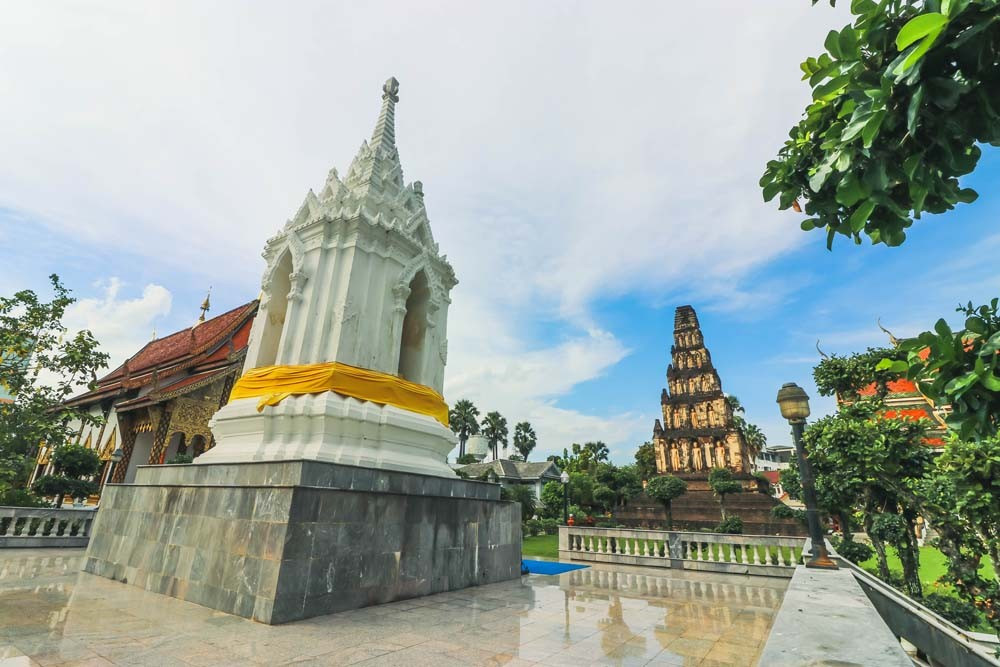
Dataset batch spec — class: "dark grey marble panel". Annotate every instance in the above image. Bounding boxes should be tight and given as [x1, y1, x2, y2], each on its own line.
[84, 467, 520, 624]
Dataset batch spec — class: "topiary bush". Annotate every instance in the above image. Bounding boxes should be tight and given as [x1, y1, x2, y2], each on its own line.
[715, 516, 744, 534]
[166, 453, 194, 464]
[831, 536, 874, 565]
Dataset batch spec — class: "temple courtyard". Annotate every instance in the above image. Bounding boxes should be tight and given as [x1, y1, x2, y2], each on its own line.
[0, 548, 785, 666]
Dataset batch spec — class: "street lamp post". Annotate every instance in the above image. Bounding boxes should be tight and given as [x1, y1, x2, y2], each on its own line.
[560, 470, 570, 525]
[776, 382, 838, 570]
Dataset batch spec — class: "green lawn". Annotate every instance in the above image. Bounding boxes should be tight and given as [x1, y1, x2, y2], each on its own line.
[859, 545, 995, 590]
[523, 534, 558, 559]
[859, 545, 995, 633]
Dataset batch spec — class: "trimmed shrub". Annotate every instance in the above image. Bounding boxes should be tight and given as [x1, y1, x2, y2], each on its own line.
[715, 516, 744, 534]
[166, 453, 194, 464]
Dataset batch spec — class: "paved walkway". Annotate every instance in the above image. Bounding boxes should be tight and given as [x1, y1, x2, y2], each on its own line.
[0, 549, 786, 666]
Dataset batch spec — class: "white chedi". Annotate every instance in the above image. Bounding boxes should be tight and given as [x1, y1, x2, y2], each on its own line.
[465, 435, 489, 462]
[199, 78, 459, 477]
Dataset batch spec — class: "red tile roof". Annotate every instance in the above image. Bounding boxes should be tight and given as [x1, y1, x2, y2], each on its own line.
[103, 301, 257, 381]
[66, 300, 257, 407]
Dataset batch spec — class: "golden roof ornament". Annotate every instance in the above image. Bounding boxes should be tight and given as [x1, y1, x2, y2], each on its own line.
[196, 288, 212, 325]
[878, 318, 900, 347]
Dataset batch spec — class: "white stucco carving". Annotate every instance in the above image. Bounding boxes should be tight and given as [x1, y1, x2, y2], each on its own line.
[200, 77, 458, 477]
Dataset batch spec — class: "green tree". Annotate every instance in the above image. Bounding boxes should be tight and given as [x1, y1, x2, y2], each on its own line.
[32, 444, 101, 507]
[886, 300, 1000, 441]
[921, 435, 1000, 635]
[512, 421, 537, 461]
[455, 453, 478, 465]
[708, 468, 743, 520]
[814, 346, 905, 401]
[480, 411, 508, 461]
[761, 0, 1000, 249]
[540, 480, 565, 519]
[593, 484, 617, 513]
[503, 483, 537, 520]
[645, 475, 687, 530]
[0, 275, 109, 505]
[726, 395, 767, 456]
[448, 399, 480, 459]
[804, 400, 932, 597]
[634, 441, 657, 481]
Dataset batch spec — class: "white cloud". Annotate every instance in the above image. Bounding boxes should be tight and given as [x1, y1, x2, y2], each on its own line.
[63, 278, 173, 374]
[0, 1, 851, 458]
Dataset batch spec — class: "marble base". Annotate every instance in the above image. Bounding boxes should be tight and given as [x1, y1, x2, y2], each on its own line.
[198, 393, 458, 479]
[83, 460, 521, 624]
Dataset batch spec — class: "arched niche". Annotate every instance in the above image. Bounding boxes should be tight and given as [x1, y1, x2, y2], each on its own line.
[397, 270, 430, 383]
[257, 251, 293, 367]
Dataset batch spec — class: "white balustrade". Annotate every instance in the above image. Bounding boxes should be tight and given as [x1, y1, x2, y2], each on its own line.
[558, 525, 805, 578]
[0, 506, 96, 548]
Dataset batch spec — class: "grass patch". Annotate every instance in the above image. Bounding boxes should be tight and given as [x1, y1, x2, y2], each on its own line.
[859, 545, 995, 588]
[860, 545, 995, 633]
[523, 534, 558, 559]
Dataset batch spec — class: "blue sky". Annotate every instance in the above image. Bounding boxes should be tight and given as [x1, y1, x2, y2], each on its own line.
[2, 2, 996, 463]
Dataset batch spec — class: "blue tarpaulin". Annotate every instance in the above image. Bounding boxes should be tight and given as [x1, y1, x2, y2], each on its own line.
[521, 559, 589, 575]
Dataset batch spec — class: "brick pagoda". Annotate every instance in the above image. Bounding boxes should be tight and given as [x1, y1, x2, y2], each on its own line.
[652, 305, 755, 475]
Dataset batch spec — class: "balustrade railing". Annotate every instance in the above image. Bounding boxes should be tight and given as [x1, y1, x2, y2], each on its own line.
[0, 506, 96, 548]
[559, 525, 804, 578]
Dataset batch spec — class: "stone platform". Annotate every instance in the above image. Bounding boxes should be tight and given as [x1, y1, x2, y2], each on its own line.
[83, 460, 520, 624]
[615, 474, 805, 536]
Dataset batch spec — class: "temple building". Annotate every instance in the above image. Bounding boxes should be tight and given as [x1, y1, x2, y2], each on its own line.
[32, 299, 258, 488]
[858, 325, 948, 447]
[652, 305, 757, 476]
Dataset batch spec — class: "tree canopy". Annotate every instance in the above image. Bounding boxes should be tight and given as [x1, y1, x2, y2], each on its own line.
[762, 0, 1000, 249]
[513, 421, 537, 461]
[0, 275, 108, 505]
[448, 398, 480, 458]
[480, 411, 508, 460]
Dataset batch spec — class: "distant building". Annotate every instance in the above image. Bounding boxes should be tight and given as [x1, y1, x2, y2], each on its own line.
[455, 459, 562, 503]
[32, 300, 258, 490]
[652, 306, 757, 476]
[755, 444, 794, 471]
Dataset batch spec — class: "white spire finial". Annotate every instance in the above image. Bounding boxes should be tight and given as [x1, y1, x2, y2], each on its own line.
[371, 77, 399, 154]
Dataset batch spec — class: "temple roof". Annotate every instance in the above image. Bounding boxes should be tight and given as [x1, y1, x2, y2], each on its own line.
[456, 459, 562, 481]
[102, 301, 256, 382]
[66, 300, 257, 407]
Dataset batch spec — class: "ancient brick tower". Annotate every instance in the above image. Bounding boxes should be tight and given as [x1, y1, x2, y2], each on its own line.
[652, 305, 756, 475]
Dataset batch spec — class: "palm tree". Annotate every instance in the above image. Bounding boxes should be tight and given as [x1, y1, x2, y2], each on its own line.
[513, 421, 537, 461]
[480, 411, 508, 461]
[448, 399, 480, 458]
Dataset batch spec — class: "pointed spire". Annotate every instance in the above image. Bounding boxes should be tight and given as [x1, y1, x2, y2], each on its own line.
[371, 77, 399, 157]
[344, 77, 404, 198]
[197, 287, 212, 324]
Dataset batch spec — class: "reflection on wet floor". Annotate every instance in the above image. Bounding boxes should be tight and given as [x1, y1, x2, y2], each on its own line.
[0, 549, 786, 666]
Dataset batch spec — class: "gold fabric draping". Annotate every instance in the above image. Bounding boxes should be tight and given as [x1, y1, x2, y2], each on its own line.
[228, 362, 449, 427]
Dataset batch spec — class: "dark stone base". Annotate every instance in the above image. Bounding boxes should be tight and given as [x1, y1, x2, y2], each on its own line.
[83, 460, 521, 624]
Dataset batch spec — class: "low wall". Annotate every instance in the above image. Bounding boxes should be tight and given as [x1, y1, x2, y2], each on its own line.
[0, 506, 96, 548]
[85, 460, 521, 624]
[846, 560, 1000, 666]
[759, 565, 913, 666]
[559, 525, 804, 578]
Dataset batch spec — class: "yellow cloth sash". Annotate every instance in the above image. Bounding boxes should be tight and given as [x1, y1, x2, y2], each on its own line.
[228, 361, 449, 427]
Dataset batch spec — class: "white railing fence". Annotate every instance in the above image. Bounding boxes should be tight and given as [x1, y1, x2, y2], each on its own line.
[559, 525, 805, 578]
[0, 506, 96, 548]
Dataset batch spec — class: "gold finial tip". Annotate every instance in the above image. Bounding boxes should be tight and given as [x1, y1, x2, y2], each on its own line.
[197, 287, 212, 324]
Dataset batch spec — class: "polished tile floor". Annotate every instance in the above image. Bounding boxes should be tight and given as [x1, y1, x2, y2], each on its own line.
[0, 549, 786, 666]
